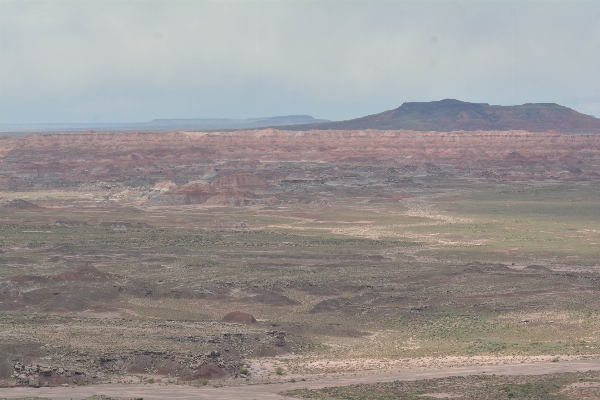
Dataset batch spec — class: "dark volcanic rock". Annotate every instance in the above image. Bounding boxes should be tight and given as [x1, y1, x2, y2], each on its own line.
[281, 99, 600, 133]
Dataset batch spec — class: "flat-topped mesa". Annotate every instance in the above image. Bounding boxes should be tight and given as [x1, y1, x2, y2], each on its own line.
[279, 99, 600, 133]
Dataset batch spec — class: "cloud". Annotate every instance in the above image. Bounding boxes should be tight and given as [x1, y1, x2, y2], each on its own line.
[1, 1, 600, 122]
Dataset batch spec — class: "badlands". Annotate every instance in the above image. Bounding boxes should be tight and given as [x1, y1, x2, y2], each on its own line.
[1, 105, 600, 398]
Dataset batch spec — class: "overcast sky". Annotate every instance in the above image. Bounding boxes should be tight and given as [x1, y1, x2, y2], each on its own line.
[1, 1, 600, 123]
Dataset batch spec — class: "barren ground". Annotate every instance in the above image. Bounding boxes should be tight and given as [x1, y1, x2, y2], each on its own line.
[1, 129, 600, 398]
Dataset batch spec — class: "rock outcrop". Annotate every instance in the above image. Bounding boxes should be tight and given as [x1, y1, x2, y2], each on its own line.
[222, 311, 257, 324]
[6, 329, 293, 386]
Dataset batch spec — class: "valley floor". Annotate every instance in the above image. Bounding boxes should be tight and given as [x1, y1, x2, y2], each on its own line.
[1, 129, 600, 398]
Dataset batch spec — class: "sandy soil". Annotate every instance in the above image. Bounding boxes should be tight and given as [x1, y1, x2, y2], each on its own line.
[247, 354, 598, 377]
[2, 358, 600, 400]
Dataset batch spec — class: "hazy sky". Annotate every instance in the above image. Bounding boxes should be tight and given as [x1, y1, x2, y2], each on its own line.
[1, 1, 600, 123]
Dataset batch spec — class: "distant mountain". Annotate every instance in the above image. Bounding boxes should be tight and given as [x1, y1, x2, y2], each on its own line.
[0, 115, 329, 133]
[137, 115, 329, 131]
[5, 101, 599, 134]
[0, 123, 130, 134]
[280, 99, 600, 133]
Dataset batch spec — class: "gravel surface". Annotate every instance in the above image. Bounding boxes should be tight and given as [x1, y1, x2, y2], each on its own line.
[2, 358, 600, 400]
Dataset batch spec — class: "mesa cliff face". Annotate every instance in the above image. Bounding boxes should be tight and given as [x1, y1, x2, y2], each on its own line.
[280, 99, 600, 133]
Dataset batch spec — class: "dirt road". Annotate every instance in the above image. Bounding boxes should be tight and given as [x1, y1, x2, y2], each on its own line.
[2, 358, 600, 399]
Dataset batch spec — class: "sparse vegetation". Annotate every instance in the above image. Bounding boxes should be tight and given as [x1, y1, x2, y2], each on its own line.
[0, 131, 599, 394]
[284, 370, 600, 399]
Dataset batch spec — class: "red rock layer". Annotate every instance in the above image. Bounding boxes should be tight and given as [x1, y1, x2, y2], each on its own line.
[0, 129, 599, 184]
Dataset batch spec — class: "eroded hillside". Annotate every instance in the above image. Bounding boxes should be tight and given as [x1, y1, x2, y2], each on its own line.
[0, 129, 599, 192]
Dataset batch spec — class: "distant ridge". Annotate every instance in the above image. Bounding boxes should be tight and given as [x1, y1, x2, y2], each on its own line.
[0, 115, 329, 133]
[279, 99, 600, 133]
[139, 115, 329, 131]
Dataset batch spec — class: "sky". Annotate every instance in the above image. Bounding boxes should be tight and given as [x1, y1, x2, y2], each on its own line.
[1, 1, 600, 124]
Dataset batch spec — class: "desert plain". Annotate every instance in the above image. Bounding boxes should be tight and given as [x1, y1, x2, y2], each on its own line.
[1, 128, 600, 398]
